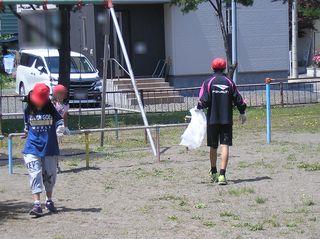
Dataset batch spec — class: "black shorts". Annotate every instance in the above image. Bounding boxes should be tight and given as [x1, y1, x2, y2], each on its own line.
[207, 124, 233, 148]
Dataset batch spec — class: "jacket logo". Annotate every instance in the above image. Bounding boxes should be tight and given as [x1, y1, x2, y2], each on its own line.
[214, 84, 229, 90]
[212, 84, 229, 94]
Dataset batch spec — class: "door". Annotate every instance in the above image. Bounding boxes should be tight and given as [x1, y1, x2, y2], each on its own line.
[25, 54, 37, 93]
[111, 5, 165, 77]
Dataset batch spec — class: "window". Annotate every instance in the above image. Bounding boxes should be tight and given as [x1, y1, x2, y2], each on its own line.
[20, 53, 37, 67]
[35, 57, 47, 74]
[20, 53, 29, 66]
[44, 56, 95, 74]
[72, 57, 95, 73]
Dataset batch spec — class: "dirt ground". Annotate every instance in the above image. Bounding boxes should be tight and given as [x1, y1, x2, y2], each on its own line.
[0, 106, 320, 239]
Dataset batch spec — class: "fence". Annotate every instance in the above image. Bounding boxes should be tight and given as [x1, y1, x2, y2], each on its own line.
[7, 123, 188, 175]
[1, 79, 319, 119]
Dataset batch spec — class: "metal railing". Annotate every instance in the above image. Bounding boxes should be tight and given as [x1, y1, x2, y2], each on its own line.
[6, 123, 188, 175]
[1, 79, 319, 119]
[109, 57, 130, 81]
[152, 59, 170, 79]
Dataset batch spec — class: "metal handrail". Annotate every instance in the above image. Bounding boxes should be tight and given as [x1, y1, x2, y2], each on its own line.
[152, 59, 166, 78]
[109, 58, 130, 79]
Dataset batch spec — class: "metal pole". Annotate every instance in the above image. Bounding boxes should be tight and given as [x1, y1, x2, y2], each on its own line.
[156, 126, 160, 163]
[85, 133, 90, 169]
[100, 33, 110, 146]
[8, 137, 13, 175]
[114, 109, 119, 140]
[291, 0, 298, 78]
[265, 78, 272, 144]
[110, 7, 157, 156]
[232, 0, 238, 83]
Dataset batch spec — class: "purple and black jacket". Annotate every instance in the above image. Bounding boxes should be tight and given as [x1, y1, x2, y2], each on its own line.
[197, 72, 247, 125]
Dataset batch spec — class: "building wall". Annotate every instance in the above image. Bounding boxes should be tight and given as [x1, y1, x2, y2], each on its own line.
[164, 4, 225, 76]
[237, 0, 289, 73]
[164, 0, 289, 84]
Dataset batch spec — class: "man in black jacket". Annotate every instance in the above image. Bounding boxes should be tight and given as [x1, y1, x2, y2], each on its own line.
[197, 58, 247, 185]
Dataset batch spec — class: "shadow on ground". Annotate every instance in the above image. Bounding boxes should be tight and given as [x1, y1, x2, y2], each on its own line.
[59, 166, 100, 174]
[230, 176, 272, 184]
[0, 199, 102, 223]
[0, 200, 30, 223]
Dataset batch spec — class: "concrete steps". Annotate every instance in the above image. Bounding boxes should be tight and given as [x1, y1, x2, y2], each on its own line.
[112, 78, 184, 105]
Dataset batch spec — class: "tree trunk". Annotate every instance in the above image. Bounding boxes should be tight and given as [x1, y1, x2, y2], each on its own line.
[58, 4, 71, 100]
[217, 12, 236, 79]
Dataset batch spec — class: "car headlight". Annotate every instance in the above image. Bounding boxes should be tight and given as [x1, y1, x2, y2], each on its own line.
[94, 79, 102, 91]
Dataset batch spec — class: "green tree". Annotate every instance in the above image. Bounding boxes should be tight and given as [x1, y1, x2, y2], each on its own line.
[171, 0, 254, 77]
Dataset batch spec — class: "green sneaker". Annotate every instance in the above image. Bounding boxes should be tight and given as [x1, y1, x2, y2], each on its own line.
[210, 172, 219, 183]
[218, 175, 227, 185]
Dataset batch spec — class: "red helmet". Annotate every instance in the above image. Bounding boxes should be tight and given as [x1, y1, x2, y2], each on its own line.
[30, 83, 50, 107]
[53, 84, 67, 96]
[211, 58, 227, 70]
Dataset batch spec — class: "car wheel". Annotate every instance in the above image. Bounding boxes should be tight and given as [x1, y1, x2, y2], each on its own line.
[19, 83, 26, 96]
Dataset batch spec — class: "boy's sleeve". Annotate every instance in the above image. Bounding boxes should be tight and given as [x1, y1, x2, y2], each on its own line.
[197, 81, 211, 109]
[232, 83, 247, 114]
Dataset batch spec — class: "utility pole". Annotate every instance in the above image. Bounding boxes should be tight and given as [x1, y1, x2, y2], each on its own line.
[58, 4, 71, 99]
[232, 0, 238, 83]
[291, 0, 298, 79]
[100, 34, 109, 146]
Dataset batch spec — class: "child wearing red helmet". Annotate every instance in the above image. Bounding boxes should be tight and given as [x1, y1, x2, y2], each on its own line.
[52, 84, 70, 173]
[23, 83, 65, 217]
[52, 84, 70, 133]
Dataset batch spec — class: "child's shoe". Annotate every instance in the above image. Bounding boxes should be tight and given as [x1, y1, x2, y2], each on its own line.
[45, 200, 58, 213]
[29, 203, 43, 217]
[218, 175, 227, 185]
[211, 172, 219, 183]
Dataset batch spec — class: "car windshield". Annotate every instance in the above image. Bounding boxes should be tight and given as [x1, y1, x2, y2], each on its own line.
[45, 56, 95, 74]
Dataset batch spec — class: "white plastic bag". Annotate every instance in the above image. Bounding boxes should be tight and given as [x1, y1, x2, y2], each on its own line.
[180, 107, 207, 149]
[3, 54, 15, 74]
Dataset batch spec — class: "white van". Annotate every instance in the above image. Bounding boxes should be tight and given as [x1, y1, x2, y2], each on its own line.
[16, 49, 102, 104]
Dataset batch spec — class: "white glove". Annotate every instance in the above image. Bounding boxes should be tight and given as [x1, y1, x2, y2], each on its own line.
[56, 125, 65, 137]
[64, 127, 71, 135]
[239, 113, 247, 124]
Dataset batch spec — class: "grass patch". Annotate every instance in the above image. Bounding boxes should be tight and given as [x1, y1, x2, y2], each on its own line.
[203, 220, 215, 228]
[168, 215, 178, 221]
[285, 217, 303, 228]
[104, 184, 114, 192]
[309, 217, 316, 222]
[287, 154, 297, 161]
[133, 168, 175, 180]
[264, 216, 281, 228]
[302, 194, 315, 206]
[297, 162, 320, 171]
[157, 194, 183, 201]
[237, 159, 273, 169]
[232, 222, 264, 231]
[194, 202, 207, 209]
[67, 160, 79, 167]
[228, 187, 255, 196]
[255, 196, 267, 204]
[219, 211, 240, 220]
[191, 215, 202, 220]
[139, 205, 152, 214]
